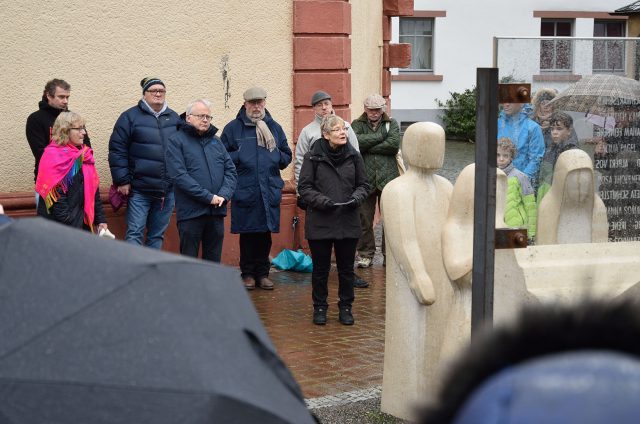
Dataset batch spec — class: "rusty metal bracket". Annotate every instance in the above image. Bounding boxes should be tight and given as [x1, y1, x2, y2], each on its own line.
[495, 228, 528, 249]
[498, 83, 531, 104]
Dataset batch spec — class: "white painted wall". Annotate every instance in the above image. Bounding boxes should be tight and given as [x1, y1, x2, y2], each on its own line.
[391, 0, 622, 116]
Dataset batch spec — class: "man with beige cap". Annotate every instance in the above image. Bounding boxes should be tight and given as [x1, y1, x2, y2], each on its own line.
[351, 94, 401, 268]
[221, 87, 292, 290]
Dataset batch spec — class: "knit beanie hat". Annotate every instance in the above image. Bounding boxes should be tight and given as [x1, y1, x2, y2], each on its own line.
[140, 77, 165, 93]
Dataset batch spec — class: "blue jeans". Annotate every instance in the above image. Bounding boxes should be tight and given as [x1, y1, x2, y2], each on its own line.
[125, 190, 174, 249]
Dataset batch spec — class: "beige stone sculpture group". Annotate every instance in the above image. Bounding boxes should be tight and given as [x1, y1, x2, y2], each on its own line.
[379, 122, 640, 421]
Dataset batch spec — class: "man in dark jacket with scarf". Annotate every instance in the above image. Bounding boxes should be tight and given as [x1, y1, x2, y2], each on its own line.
[351, 94, 401, 268]
[108, 77, 180, 249]
[166, 99, 237, 262]
[221, 87, 292, 290]
[26, 79, 92, 185]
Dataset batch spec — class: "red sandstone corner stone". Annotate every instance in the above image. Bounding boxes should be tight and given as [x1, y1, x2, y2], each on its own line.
[332, 106, 352, 123]
[293, 72, 351, 107]
[382, 70, 391, 98]
[388, 43, 412, 68]
[293, 1, 351, 35]
[383, 0, 414, 16]
[294, 37, 351, 70]
[382, 15, 392, 42]
[294, 109, 317, 140]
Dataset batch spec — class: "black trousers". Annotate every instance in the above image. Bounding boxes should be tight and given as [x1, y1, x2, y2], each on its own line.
[308, 238, 358, 310]
[177, 215, 225, 262]
[239, 232, 272, 280]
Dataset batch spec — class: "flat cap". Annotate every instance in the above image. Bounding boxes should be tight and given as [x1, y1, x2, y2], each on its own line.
[311, 90, 331, 106]
[364, 94, 386, 109]
[243, 86, 267, 101]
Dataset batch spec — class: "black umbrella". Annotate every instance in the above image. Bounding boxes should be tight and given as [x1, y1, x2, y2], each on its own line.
[0, 218, 315, 424]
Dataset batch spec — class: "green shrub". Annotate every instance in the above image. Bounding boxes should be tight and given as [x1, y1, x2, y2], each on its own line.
[435, 87, 477, 141]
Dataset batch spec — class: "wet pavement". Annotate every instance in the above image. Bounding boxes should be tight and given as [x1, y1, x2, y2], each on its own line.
[249, 141, 474, 421]
[250, 259, 387, 400]
[438, 140, 475, 183]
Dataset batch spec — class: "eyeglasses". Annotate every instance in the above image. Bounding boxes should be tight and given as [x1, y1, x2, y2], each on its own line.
[190, 114, 213, 121]
[147, 89, 166, 95]
[330, 127, 347, 133]
[69, 127, 86, 132]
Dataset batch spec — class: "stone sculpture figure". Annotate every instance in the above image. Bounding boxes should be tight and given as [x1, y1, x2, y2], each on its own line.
[380, 122, 453, 421]
[440, 164, 508, 359]
[537, 149, 608, 245]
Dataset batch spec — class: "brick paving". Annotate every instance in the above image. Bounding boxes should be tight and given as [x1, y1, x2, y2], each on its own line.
[249, 264, 387, 400]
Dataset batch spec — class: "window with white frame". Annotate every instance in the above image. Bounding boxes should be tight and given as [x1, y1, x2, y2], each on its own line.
[540, 19, 573, 72]
[399, 18, 434, 72]
[593, 21, 625, 73]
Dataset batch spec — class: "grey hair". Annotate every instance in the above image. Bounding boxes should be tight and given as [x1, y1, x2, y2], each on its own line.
[320, 115, 345, 135]
[185, 98, 212, 115]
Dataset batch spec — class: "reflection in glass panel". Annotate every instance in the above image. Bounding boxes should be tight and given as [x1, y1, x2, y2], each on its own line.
[607, 22, 623, 37]
[556, 40, 572, 70]
[556, 21, 572, 36]
[497, 37, 640, 242]
[593, 21, 626, 73]
[540, 40, 554, 69]
[541, 21, 555, 36]
[540, 20, 574, 72]
[593, 40, 607, 69]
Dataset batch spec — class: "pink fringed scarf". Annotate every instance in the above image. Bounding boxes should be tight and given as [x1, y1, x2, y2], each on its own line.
[35, 142, 100, 230]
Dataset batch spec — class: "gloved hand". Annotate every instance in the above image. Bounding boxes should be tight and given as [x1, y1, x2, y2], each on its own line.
[296, 196, 307, 210]
[321, 198, 337, 210]
[342, 198, 359, 209]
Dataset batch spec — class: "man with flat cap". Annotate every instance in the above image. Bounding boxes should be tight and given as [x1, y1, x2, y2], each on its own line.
[108, 77, 180, 249]
[352, 93, 401, 269]
[294, 90, 370, 288]
[221, 87, 292, 290]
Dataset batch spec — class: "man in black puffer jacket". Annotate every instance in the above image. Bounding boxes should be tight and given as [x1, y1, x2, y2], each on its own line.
[108, 77, 180, 249]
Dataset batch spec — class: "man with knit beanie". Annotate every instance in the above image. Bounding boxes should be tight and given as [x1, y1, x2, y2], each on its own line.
[108, 77, 180, 249]
[294, 90, 370, 288]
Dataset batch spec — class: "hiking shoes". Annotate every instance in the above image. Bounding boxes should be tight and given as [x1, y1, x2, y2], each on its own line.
[339, 308, 354, 325]
[313, 308, 327, 325]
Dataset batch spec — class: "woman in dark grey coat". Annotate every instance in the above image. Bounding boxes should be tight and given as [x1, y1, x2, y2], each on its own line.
[298, 115, 371, 326]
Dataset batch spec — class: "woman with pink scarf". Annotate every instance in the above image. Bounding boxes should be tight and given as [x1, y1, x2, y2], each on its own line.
[36, 111, 108, 233]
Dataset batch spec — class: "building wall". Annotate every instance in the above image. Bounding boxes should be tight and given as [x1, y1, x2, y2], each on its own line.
[351, 0, 384, 117]
[0, 1, 293, 192]
[390, 0, 627, 125]
[0, 0, 385, 263]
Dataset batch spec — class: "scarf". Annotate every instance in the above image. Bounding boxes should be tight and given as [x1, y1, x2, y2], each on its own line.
[319, 138, 348, 166]
[247, 110, 276, 152]
[35, 142, 100, 230]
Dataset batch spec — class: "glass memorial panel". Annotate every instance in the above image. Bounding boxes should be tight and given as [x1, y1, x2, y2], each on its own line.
[496, 36, 640, 243]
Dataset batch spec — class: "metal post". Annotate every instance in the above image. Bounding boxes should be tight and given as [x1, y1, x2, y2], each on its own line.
[471, 68, 499, 338]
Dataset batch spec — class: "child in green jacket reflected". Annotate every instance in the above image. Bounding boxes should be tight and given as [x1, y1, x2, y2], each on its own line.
[498, 137, 537, 242]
